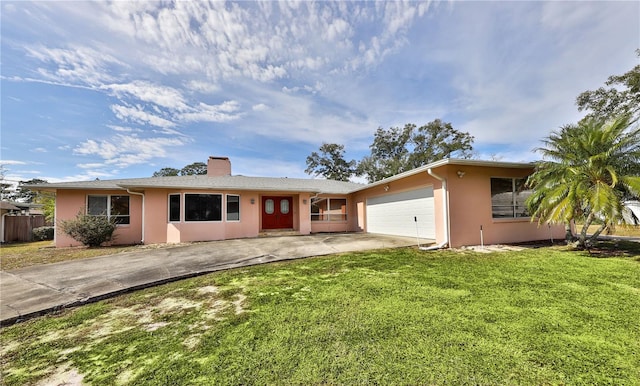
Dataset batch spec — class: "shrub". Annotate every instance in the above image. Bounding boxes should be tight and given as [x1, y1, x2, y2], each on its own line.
[32, 226, 55, 241]
[59, 212, 117, 247]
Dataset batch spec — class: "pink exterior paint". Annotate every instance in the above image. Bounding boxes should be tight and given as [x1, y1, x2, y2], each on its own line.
[207, 157, 232, 177]
[298, 194, 312, 234]
[350, 172, 446, 242]
[144, 189, 262, 244]
[349, 164, 565, 248]
[310, 194, 350, 233]
[439, 164, 565, 247]
[54, 189, 143, 247]
[49, 161, 566, 248]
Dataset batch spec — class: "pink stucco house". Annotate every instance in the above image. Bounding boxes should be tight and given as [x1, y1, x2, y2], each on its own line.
[33, 156, 565, 248]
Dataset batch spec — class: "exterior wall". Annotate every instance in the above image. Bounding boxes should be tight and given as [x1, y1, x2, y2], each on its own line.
[298, 193, 312, 234]
[350, 173, 445, 244]
[207, 157, 232, 177]
[441, 164, 565, 248]
[144, 189, 262, 244]
[310, 194, 350, 233]
[54, 189, 143, 247]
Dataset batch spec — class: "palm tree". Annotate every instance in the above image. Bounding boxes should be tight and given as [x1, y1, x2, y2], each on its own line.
[526, 115, 640, 249]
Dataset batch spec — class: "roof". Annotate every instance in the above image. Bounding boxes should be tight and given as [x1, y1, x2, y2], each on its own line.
[25, 158, 534, 195]
[0, 201, 21, 211]
[351, 158, 535, 192]
[26, 175, 364, 194]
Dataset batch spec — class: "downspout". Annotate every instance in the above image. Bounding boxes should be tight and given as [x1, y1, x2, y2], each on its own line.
[1, 212, 9, 243]
[423, 168, 449, 250]
[126, 189, 145, 244]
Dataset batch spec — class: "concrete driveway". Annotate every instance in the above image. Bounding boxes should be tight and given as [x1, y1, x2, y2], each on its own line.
[1, 233, 425, 325]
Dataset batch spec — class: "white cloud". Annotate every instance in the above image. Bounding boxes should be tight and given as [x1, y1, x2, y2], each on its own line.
[77, 163, 107, 169]
[252, 103, 269, 112]
[186, 80, 220, 94]
[2, 0, 637, 181]
[0, 160, 27, 166]
[73, 134, 187, 168]
[107, 125, 143, 133]
[102, 81, 189, 111]
[178, 101, 242, 123]
[25, 45, 123, 86]
[110, 104, 176, 128]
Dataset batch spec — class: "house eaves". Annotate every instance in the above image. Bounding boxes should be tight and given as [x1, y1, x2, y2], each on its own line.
[117, 175, 363, 194]
[350, 158, 535, 193]
[26, 175, 364, 195]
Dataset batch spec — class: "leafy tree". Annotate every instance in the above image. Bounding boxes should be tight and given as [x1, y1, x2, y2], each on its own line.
[408, 120, 475, 169]
[576, 49, 640, 122]
[153, 167, 180, 177]
[152, 162, 208, 177]
[305, 143, 357, 181]
[59, 211, 117, 247]
[0, 165, 14, 201]
[180, 162, 208, 176]
[36, 192, 56, 224]
[14, 179, 48, 202]
[526, 115, 640, 249]
[357, 120, 474, 182]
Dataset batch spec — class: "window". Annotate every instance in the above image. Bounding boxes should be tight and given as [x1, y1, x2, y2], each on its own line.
[491, 178, 531, 218]
[226, 195, 240, 221]
[311, 197, 347, 221]
[280, 199, 290, 215]
[169, 194, 181, 222]
[87, 195, 130, 224]
[185, 194, 222, 222]
[265, 199, 275, 215]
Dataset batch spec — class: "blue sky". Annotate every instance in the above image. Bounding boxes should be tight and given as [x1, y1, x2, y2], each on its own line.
[1, 1, 638, 184]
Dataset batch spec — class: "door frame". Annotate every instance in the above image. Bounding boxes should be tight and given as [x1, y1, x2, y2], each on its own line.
[261, 196, 294, 230]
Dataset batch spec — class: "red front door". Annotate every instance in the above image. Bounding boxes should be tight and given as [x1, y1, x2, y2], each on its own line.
[262, 196, 294, 229]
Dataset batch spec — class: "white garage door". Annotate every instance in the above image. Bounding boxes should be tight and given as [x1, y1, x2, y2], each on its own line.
[366, 187, 435, 239]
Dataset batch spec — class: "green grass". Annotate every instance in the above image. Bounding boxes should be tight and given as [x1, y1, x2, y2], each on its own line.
[1, 247, 639, 385]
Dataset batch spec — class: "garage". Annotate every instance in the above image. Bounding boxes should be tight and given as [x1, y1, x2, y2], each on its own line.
[366, 186, 436, 239]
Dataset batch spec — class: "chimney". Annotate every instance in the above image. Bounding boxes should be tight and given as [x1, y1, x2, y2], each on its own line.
[207, 156, 232, 177]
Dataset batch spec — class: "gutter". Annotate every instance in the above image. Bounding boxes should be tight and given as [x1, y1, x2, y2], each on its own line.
[126, 189, 145, 244]
[423, 168, 449, 250]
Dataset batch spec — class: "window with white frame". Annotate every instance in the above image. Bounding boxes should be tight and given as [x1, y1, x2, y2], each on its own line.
[311, 197, 347, 221]
[490, 178, 531, 218]
[226, 195, 240, 221]
[185, 194, 222, 222]
[87, 195, 130, 224]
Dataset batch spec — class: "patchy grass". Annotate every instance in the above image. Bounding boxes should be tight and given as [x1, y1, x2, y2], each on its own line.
[0, 241, 141, 271]
[1, 247, 639, 385]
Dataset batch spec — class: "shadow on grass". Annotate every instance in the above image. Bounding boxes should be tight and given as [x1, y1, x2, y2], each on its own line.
[585, 239, 640, 259]
[511, 239, 640, 260]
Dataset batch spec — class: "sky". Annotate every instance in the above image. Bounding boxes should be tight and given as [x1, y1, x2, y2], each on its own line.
[1, 1, 639, 185]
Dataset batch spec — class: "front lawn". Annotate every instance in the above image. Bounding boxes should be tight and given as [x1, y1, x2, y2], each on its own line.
[1, 242, 157, 271]
[1, 247, 639, 385]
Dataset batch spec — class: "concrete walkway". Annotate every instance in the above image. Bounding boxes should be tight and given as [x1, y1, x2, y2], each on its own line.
[1, 233, 424, 325]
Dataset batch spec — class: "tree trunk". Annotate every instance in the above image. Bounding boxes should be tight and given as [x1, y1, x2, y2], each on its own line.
[578, 213, 596, 249]
[564, 222, 575, 243]
[589, 222, 608, 245]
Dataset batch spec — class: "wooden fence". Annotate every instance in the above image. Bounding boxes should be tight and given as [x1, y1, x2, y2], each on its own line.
[3, 215, 46, 242]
